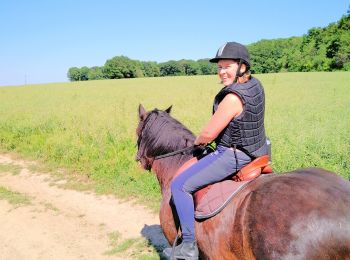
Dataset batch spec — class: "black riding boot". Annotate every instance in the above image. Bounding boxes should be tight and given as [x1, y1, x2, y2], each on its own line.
[163, 241, 199, 260]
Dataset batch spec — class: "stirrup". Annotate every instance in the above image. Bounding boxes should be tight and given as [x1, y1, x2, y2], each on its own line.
[170, 232, 180, 259]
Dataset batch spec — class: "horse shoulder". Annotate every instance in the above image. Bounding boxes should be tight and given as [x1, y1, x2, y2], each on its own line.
[159, 193, 178, 245]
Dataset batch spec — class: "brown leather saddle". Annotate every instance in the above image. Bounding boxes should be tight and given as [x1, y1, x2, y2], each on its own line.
[194, 155, 273, 219]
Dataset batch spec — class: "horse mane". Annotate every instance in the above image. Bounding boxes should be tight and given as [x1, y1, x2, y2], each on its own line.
[140, 109, 195, 159]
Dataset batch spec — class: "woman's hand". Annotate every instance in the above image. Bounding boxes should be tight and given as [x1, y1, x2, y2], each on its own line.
[194, 136, 206, 146]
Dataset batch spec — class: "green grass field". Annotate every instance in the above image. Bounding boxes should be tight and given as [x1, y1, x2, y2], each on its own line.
[0, 72, 349, 210]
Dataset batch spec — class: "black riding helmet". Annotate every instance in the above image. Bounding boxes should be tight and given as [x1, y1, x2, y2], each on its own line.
[210, 42, 250, 68]
[210, 42, 251, 81]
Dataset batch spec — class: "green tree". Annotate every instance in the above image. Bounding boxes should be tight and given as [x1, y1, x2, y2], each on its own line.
[141, 61, 160, 77]
[197, 59, 217, 75]
[79, 66, 90, 81]
[159, 61, 185, 76]
[103, 56, 139, 79]
[335, 15, 350, 69]
[179, 60, 201, 75]
[67, 67, 81, 81]
[87, 66, 105, 80]
[248, 39, 287, 73]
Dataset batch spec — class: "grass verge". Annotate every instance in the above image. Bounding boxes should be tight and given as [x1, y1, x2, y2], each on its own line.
[0, 186, 31, 206]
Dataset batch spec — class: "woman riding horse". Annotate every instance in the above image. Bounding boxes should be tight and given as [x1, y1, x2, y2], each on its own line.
[163, 42, 269, 259]
[136, 106, 350, 259]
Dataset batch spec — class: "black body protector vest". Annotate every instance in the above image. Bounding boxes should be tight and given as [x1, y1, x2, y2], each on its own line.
[213, 77, 268, 158]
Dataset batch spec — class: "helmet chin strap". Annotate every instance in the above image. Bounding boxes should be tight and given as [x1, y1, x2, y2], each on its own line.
[233, 59, 245, 83]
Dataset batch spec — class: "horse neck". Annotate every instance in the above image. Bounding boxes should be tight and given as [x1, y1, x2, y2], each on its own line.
[144, 112, 195, 193]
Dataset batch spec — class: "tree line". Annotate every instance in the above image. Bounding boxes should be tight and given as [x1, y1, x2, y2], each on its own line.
[67, 11, 350, 81]
[67, 57, 217, 81]
[248, 12, 350, 73]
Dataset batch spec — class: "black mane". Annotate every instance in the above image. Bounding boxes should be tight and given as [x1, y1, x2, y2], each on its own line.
[140, 109, 195, 158]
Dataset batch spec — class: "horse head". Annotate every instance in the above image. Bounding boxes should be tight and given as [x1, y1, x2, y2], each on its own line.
[136, 104, 195, 181]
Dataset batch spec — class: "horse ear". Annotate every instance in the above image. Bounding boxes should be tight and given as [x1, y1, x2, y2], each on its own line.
[138, 104, 147, 121]
[165, 105, 172, 114]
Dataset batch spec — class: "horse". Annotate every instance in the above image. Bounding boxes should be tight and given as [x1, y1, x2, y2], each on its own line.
[135, 104, 350, 259]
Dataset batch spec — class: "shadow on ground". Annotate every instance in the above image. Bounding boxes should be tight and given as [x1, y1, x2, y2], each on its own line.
[141, 224, 170, 259]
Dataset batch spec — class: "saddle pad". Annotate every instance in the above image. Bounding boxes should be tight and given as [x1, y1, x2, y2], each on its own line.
[194, 179, 251, 220]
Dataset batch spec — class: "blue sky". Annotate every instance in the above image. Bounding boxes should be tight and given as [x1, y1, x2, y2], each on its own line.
[1, 0, 349, 86]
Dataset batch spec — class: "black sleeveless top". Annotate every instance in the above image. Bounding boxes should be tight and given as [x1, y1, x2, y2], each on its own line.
[213, 77, 268, 158]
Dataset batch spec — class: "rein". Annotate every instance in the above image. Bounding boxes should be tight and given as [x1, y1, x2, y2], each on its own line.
[154, 145, 195, 160]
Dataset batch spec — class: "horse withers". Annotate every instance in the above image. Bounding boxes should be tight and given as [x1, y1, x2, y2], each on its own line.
[136, 104, 350, 259]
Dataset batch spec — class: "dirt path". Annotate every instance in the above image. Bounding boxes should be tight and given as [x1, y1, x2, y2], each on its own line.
[0, 154, 168, 260]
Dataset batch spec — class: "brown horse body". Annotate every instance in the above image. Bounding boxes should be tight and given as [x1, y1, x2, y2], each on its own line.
[136, 106, 350, 259]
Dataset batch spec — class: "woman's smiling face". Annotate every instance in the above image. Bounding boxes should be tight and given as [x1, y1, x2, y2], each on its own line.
[217, 59, 239, 86]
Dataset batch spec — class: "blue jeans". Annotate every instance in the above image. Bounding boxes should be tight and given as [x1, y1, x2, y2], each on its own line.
[171, 145, 251, 242]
